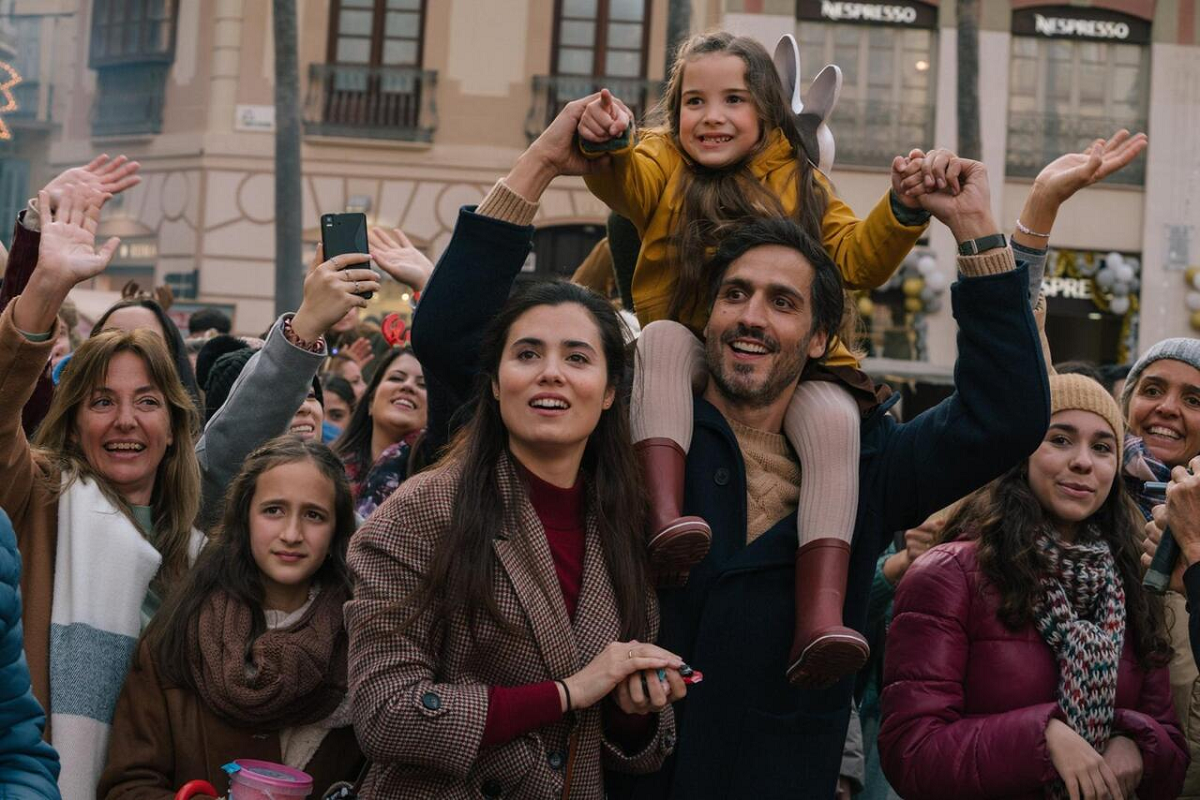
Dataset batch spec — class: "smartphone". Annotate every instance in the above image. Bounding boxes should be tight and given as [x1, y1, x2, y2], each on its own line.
[321, 212, 374, 299]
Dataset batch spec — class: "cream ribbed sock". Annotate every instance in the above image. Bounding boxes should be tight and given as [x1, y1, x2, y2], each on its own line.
[631, 320, 707, 448]
[784, 381, 860, 546]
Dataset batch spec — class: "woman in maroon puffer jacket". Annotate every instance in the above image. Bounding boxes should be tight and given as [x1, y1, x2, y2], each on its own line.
[879, 374, 1188, 800]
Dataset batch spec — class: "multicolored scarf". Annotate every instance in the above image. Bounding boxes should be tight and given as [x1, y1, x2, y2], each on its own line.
[1031, 528, 1126, 799]
[344, 429, 423, 518]
[1122, 433, 1172, 521]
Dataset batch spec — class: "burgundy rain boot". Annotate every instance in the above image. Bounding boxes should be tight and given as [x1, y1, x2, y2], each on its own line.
[636, 438, 712, 586]
[786, 538, 870, 689]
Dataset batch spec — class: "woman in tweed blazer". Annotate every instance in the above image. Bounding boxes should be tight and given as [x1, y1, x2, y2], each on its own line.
[346, 281, 683, 798]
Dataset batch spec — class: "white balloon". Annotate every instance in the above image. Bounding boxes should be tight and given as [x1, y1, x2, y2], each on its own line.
[917, 255, 937, 276]
[1106, 251, 1124, 269]
[1076, 256, 1098, 277]
[1111, 282, 1130, 297]
[1125, 257, 1140, 275]
[920, 286, 937, 302]
[925, 270, 948, 292]
[1115, 264, 1134, 283]
[902, 252, 919, 271]
[924, 297, 943, 314]
[1096, 268, 1117, 288]
[1186, 292, 1200, 311]
[1109, 295, 1130, 315]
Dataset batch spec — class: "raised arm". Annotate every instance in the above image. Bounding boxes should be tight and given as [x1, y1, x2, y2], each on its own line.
[873, 160, 1050, 533]
[194, 245, 378, 529]
[412, 95, 602, 454]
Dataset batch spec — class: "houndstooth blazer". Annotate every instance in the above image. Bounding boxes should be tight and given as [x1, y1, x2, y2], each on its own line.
[345, 453, 675, 798]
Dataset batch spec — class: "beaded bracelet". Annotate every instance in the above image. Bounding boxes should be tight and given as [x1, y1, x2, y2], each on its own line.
[1015, 218, 1051, 238]
[282, 316, 326, 354]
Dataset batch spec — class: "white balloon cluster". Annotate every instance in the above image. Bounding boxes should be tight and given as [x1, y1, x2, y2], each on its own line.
[876, 249, 948, 315]
[1094, 252, 1139, 316]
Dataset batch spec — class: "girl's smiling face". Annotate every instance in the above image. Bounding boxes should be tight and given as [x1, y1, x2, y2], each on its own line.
[677, 53, 762, 169]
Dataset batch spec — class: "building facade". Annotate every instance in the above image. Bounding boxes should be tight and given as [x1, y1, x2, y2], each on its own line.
[3, 0, 1200, 367]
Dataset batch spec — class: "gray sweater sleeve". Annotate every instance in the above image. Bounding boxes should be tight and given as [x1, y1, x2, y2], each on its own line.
[194, 314, 326, 529]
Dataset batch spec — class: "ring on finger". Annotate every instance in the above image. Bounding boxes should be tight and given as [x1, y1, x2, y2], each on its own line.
[628, 648, 635, 660]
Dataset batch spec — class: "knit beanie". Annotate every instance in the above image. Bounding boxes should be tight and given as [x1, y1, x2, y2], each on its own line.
[1120, 337, 1200, 415]
[204, 347, 255, 423]
[1051, 373, 1125, 458]
[196, 334, 250, 392]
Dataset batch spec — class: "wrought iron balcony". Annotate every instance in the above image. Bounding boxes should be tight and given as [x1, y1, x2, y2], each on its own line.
[1007, 112, 1146, 185]
[304, 64, 437, 143]
[91, 63, 168, 137]
[825, 99, 935, 169]
[526, 74, 662, 141]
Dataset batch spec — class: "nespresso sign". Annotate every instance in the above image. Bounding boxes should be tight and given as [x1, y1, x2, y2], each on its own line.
[1012, 6, 1150, 44]
[798, 0, 938, 28]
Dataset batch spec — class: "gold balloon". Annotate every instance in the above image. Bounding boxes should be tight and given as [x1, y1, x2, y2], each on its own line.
[857, 296, 875, 317]
[902, 278, 924, 297]
[905, 297, 923, 313]
[1191, 310, 1200, 331]
[1188, 266, 1200, 286]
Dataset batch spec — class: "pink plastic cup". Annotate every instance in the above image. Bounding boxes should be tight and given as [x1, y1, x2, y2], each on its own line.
[224, 760, 313, 800]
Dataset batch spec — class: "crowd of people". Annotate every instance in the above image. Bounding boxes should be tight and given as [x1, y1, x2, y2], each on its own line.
[0, 28, 1196, 800]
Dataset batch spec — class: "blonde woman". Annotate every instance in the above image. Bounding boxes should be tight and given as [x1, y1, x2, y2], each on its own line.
[0, 188, 201, 797]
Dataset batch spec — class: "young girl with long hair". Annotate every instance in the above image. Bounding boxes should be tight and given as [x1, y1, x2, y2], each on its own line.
[576, 30, 939, 686]
[345, 281, 683, 797]
[100, 436, 363, 797]
[879, 375, 1187, 799]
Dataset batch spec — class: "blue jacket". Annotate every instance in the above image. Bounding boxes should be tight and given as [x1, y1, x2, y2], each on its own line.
[0, 509, 60, 799]
[413, 207, 1050, 800]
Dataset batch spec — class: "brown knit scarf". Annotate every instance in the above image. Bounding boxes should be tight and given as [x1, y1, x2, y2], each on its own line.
[187, 584, 350, 729]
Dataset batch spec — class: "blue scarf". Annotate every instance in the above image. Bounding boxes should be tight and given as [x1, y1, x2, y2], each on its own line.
[1122, 433, 1171, 521]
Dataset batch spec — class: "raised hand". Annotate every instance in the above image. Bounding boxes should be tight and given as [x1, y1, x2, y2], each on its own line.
[15, 188, 120, 334]
[508, 91, 620, 201]
[290, 243, 380, 343]
[910, 158, 994, 243]
[1033, 131, 1147, 206]
[39, 154, 141, 216]
[368, 227, 433, 291]
[344, 336, 375, 369]
[577, 89, 632, 144]
[35, 188, 119, 287]
[893, 148, 961, 207]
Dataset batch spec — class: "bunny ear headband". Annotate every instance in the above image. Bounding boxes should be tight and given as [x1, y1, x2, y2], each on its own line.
[773, 34, 843, 175]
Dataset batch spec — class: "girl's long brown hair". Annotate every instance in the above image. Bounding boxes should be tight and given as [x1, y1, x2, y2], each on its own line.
[942, 462, 1170, 670]
[647, 31, 830, 325]
[34, 329, 201, 591]
[406, 281, 651, 642]
[148, 436, 356, 691]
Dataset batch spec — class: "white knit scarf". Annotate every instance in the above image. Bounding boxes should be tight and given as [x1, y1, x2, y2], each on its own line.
[49, 475, 162, 799]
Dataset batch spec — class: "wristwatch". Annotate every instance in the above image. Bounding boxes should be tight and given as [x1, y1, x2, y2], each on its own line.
[957, 233, 1007, 256]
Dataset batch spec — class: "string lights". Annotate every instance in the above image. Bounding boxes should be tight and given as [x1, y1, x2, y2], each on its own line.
[0, 60, 22, 141]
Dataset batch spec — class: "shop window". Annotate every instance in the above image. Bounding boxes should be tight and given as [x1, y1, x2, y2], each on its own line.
[89, 0, 177, 136]
[528, 0, 657, 138]
[306, 0, 436, 141]
[89, 0, 176, 67]
[797, 18, 936, 168]
[1007, 8, 1150, 185]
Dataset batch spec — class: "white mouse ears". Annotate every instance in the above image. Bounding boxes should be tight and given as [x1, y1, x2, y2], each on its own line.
[773, 34, 843, 174]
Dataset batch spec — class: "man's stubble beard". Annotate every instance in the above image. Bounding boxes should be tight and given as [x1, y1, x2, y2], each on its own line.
[704, 324, 809, 410]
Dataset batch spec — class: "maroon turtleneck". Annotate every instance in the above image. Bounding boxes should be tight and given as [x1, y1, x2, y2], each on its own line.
[480, 466, 586, 748]
[480, 465, 656, 752]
